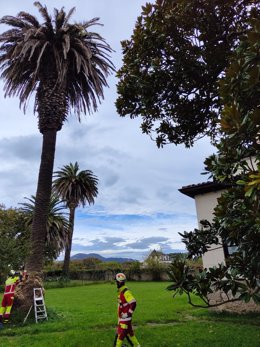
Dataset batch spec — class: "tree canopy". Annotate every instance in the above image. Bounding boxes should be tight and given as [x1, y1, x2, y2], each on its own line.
[168, 14, 260, 307]
[0, 194, 70, 282]
[0, 2, 114, 124]
[0, 205, 28, 280]
[116, 0, 260, 147]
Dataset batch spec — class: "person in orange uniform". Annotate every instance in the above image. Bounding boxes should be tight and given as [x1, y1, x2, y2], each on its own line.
[114, 273, 141, 347]
[0, 270, 20, 324]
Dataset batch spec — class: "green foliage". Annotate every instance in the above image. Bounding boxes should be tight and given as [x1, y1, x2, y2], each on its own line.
[82, 257, 102, 269]
[126, 260, 141, 278]
[143, 252, 168, 280]
[0, 205, 29, 279]
[45, 257, 143, 273]
[19, 194, 70, 262]
[171, 14, 260, 308]
[0, 195, 70, 281]
[116, 0, 260, 147]
[97, 261, 122, 271]
[170, 185, 260, 307]
[180, 220, 219, 258]
[208, 15, 260, 299]
[167, 259, 259, 307]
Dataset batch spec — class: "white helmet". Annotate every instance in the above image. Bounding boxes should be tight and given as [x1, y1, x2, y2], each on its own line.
[115, 273, 126, 282]
[9, 270, 15, 276]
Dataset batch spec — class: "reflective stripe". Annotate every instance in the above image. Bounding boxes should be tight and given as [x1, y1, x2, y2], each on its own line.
[119, 317, 132, 322]
[121, 299, 136, 308]
[119, 323, 128, 329]
[118, 285, 136, 321]
[4, 276, 19, 295]
[4, 284, 16, 295]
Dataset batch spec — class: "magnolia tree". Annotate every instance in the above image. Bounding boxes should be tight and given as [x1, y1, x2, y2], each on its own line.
[116, 0, 260, 147]
[168, 14, 260, 307]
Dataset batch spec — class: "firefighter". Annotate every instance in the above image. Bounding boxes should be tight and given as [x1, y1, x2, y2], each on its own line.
[114, 272, 141, 347]
[0, 270, 20, 324]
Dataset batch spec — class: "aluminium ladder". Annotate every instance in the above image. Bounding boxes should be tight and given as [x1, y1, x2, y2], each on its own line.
[33, 288, 48, 323]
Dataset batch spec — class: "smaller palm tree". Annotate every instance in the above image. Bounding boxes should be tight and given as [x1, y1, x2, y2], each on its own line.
[53, 162, 98, 276]
[20, 194, 70, 261]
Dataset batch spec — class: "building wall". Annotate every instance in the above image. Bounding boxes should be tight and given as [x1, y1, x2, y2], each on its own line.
[194, 190, 226, 269]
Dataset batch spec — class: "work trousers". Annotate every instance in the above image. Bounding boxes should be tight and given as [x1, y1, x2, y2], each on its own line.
[0, 293, 14, 323]
[116, 321, 140, 347]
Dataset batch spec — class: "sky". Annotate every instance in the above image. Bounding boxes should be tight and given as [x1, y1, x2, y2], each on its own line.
[0, 1, 215, 261]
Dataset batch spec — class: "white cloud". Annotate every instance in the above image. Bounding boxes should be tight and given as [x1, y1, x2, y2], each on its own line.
[0, 0, 215, 259]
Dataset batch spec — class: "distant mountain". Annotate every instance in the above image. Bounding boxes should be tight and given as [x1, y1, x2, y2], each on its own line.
[70, 253, 136, 263]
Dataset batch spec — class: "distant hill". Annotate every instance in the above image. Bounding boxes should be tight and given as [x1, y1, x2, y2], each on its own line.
[70, 253, 136, 263]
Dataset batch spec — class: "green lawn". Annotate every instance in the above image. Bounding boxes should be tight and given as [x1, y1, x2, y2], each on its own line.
[0, 282, 259, 346]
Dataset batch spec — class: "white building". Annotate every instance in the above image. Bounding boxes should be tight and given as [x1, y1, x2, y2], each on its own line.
[143, 249, 173, 265]
[179, 181, 229, 269]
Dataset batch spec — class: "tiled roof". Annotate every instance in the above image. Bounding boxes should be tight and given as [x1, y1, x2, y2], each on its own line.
[179, 181, 230, 198]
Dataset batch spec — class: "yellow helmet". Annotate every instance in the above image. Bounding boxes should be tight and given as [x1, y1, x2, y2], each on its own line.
[115, 273, 126, 282]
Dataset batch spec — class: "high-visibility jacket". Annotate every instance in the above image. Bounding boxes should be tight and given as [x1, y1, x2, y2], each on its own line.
[0, 275, 20, 322]
[4, 276, 20, 295]
[117, 285, 137, 322]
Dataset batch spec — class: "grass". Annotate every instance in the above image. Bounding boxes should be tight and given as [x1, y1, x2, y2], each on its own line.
[0, 281, 259, 346]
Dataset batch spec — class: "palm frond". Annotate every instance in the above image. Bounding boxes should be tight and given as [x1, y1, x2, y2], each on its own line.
[17, 11, 40, 27]
[33, 2, 53, 33]
[0, 3, 115, 119]
[0, 16, 27, 29]
[63, 7, 76, 27]
[81, 17, 102, 30]
[54, 7, 66, 31]
[19, 194, 69, 252]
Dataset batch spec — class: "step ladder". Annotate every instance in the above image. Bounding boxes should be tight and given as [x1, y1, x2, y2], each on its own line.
[34, 288, 48, 323]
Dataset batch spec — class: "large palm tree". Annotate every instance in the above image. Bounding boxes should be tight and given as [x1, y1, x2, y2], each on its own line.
[19, 194, 70, 261]
[53, 162, 98, 277]
[0, 3, 114, 281]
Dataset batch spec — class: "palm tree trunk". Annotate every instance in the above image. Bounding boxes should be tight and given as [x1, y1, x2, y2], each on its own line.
[26, 129, 57, 273]
[14, 129, 57, 316]
[62, 206, 76, 277]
